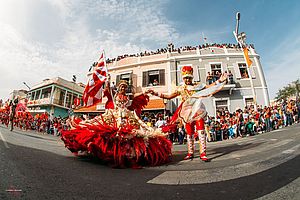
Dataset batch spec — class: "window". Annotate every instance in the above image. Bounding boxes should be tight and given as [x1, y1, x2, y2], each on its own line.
[65, 92, 72, 108]
[143, 69, 165, 87]
[215, 100, 228, 113]
[210, 64, 222, 80]
[245, 97, 254, 107]
[116, 73, 133, 93]
[41, 87, 52, 99]
[30, 92, 35, 100]
[58, 89, 66, 106]
[211, 64, 221, 74]
[34, 90, 41, 100]
[116, 73, 131, 84]
[238, 63, 249, 79]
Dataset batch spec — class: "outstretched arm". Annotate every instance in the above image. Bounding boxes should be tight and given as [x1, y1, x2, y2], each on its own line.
[205, 72, 228, 89]
[134, 90, 151, 98]
[147, 89, 179, 100]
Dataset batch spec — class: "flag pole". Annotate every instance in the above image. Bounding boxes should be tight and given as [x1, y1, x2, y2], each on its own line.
[103, 50, 116, 108]
[233, 12, 257, 111]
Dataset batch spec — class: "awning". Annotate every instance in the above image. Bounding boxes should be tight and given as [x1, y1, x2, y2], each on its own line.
[144, 99, 165, 110]
[74, 104, 103, 113]
[74, 99, 165, 113]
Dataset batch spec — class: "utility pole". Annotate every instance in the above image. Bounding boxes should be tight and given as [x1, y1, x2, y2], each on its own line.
[23, 82, 31, 90]
[233, 12, 257, 110]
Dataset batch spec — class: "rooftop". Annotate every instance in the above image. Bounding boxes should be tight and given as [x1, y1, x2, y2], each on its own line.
[30, 77, 85, 94]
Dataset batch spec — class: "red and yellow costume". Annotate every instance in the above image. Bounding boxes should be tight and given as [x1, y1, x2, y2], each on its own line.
[159, 66, 225, 161]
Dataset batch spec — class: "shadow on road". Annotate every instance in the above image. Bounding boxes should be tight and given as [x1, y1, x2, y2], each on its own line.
[1, 136, 299, 200]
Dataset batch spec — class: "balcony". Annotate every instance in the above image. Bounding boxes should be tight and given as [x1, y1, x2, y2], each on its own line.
[27, 98, 50, 106]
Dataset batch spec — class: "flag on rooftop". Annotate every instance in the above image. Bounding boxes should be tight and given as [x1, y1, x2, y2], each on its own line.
[243, 47, 253, 67]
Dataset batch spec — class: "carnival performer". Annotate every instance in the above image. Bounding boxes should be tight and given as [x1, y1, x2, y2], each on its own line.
[9, 96, 19, 131]
[61, 80, 172, 168]
[149, 66, 227, 161]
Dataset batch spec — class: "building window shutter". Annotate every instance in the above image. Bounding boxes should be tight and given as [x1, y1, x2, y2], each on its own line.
[142, 71, 148, 87]
[233, 63, 241, 79]
[249, 67, 256, 79]
[159, 69, 165, 85]
[129, 73, 133, 85]
[116, 75, 121, 85]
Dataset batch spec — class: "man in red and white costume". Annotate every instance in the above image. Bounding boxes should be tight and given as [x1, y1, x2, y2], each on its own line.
[150, 66, 227, 161]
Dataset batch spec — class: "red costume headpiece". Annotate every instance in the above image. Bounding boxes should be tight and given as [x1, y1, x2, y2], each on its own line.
[181, 66, 193, 78]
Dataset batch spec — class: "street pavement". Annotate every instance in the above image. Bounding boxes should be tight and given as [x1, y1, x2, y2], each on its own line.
[0, 124, 299, 200]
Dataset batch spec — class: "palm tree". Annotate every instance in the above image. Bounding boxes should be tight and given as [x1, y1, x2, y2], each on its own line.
[292, 79, 300, 101]
[275, 79, 300, 101]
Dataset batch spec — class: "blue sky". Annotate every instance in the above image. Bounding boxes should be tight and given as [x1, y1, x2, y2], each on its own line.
[0, 0, 299, 100]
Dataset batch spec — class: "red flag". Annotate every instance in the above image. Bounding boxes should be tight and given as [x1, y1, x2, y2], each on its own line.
[83, 51, 107, 106]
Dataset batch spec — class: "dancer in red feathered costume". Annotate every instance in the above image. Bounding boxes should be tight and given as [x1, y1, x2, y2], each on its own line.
[61, 80, 172, 168]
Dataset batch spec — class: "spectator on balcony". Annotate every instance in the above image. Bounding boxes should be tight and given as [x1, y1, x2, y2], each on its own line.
[206, 72, 213, 84]
[153, 79, 159, 86]
[215, 71, 221, 81]
[242, 71, 249, 79]
[211, 71, 216, 82]
[228, 70, 234, 84]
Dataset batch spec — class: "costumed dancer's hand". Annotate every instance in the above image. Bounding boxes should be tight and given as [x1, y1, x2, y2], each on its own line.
[145, 89, 155, 95]
[219, 72, 228, 83]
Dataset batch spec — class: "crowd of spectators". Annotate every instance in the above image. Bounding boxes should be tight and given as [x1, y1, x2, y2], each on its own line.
[141, 100, 300, 144]
[1, 98, 299, 145]
[105, 43, 255, 64]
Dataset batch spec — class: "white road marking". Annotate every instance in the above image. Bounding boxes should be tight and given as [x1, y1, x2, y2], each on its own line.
[6, 189, 22, 192]
[282, 144, 300, 154]
[0, 130, 9, 148]
[271, 129, 283, 133]
[148, 144, 300, 185]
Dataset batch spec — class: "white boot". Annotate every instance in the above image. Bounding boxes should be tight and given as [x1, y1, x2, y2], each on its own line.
[184, 135, 194, 160]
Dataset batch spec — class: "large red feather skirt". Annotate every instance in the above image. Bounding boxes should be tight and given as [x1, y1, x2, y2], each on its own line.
[61, 93, 172, 168]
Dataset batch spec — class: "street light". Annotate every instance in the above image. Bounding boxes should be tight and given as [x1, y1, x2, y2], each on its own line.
[235, 12, 240, 35]
[23, 82, 31, 90]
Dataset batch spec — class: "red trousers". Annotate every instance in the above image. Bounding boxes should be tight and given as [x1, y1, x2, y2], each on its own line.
[185, 118, 205, 136]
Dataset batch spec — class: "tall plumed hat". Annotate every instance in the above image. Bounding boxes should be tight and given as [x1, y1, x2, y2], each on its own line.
[118, 80, 128, 87]
[181, 66, 193, 78]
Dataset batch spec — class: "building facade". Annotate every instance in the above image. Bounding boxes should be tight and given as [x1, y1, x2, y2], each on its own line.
[26, 77, 85, 117]
[107, 46, 269, 116]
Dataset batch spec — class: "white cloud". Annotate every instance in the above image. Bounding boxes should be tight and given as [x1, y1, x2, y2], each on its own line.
[0, 0, 178, 100]
[264, 34, 300, 100]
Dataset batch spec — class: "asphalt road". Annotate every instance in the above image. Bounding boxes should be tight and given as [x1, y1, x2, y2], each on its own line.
[0, 124, 299, 200]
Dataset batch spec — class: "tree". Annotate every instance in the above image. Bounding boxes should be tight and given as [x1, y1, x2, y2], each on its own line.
[275, 79, 300, 101]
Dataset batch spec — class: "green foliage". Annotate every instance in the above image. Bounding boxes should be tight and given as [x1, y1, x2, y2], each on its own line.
[275, 79, 300, 101]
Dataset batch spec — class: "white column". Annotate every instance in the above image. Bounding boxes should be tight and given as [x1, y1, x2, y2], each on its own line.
[50, 85, 55, 104]
[251, 49, 270, 106]
[64, 90, 68, 108]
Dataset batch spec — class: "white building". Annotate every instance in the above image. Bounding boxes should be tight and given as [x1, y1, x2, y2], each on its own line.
[106, 45, 269, 116]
